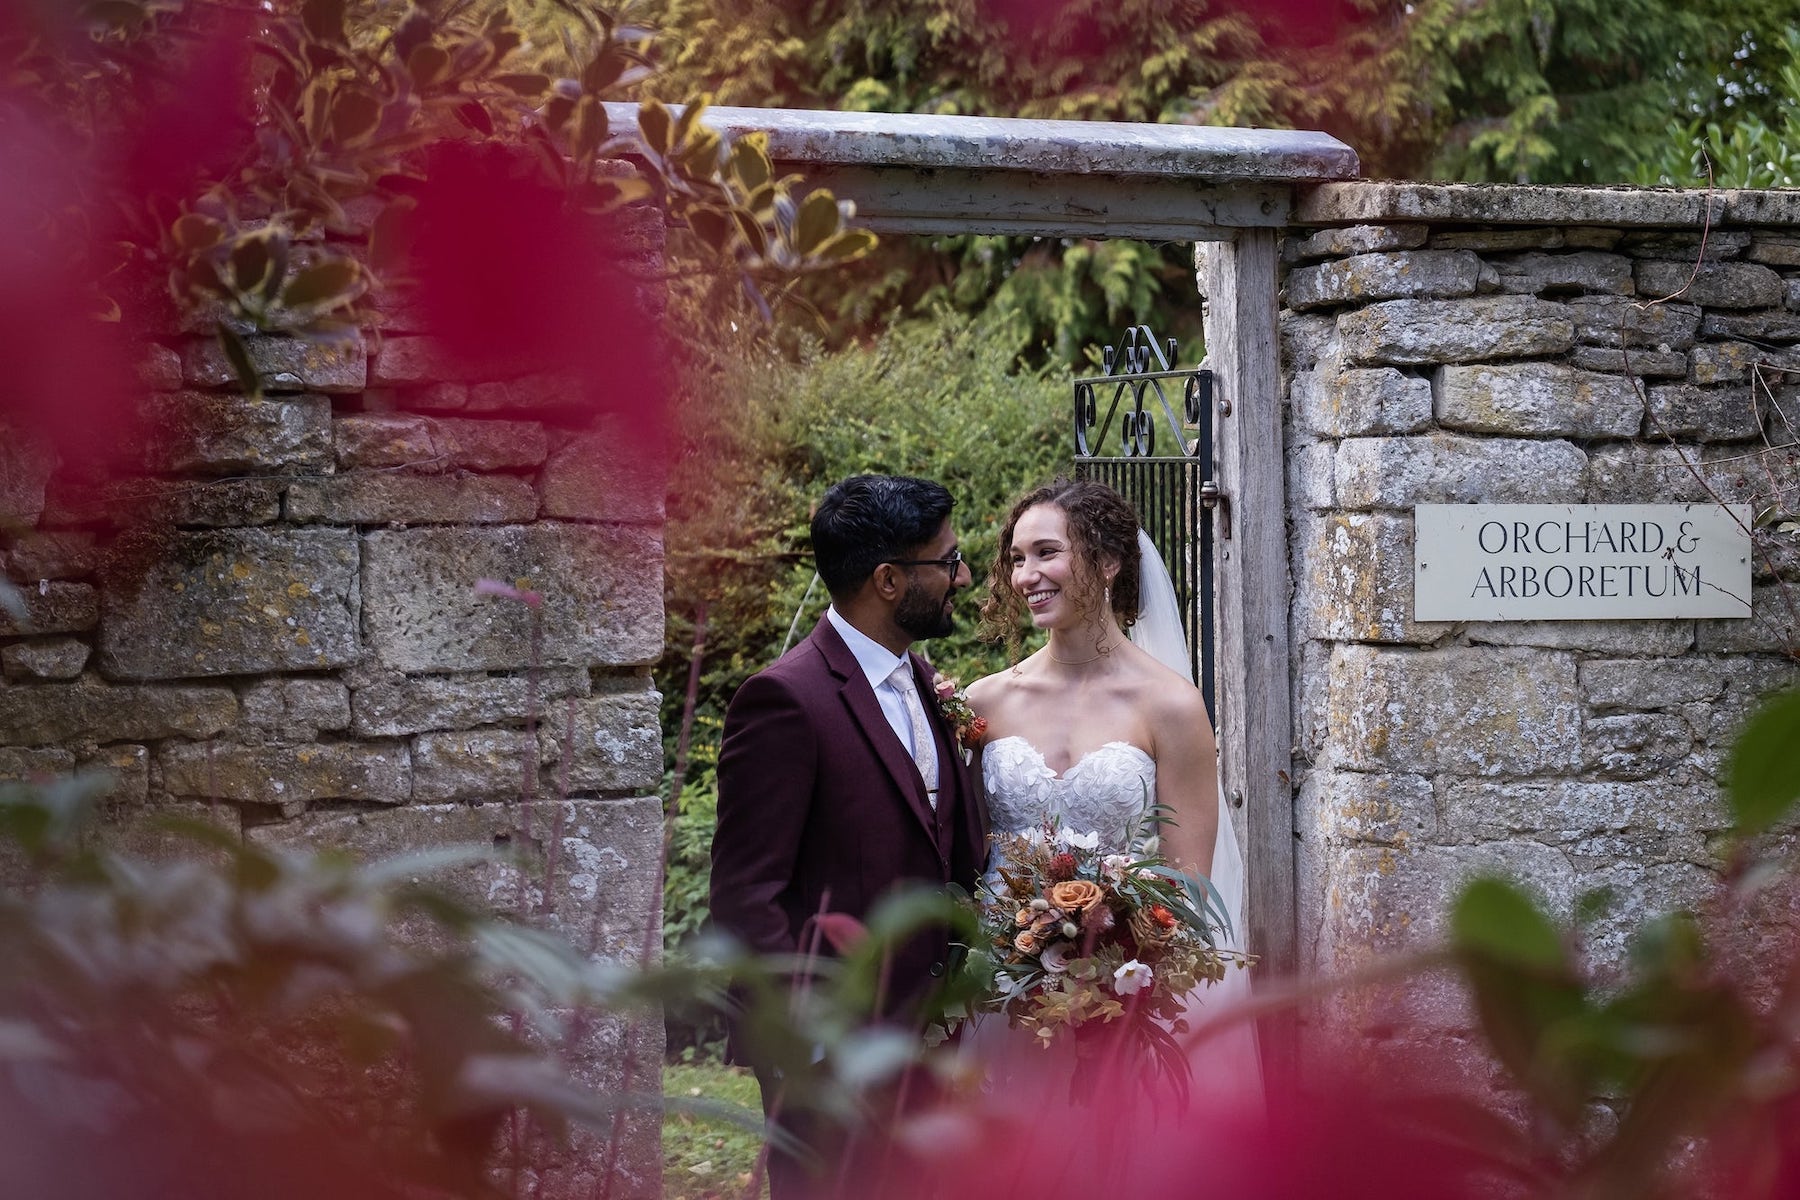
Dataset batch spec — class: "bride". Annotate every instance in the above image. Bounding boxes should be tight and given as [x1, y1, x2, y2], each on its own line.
[964, 477, 1257, 1100]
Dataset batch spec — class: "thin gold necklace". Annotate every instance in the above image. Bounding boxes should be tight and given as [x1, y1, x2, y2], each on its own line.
[1048, 645, 1105, 665]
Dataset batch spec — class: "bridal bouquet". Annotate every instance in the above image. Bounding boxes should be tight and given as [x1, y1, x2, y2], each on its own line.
[968, 822, 1247, 1084]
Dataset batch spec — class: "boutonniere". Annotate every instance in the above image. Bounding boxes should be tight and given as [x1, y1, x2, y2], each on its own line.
[931, 673, 987, 764]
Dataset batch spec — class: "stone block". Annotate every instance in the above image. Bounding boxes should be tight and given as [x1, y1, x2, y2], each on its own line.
[1433, 362, 1641, 437]
[362, 524, 664, 672]
[1466, 621, 1694, 655]
[181, 333, 368, 393]
[1645, 384, 1762, 440]
[465, 374, 588, 412]
[349, 668, 592, 737]
[1580, 861, 1719, 973]
[1334, 435, 1585, 509]
[1337, 296, 1575, 366]
[1690, 341, 1797, 384]
[1584, 444, 1712, 504]
[0, 582, 97, 636]
[1490, 251, 1634, 296]
[1288, 442, 1335, 510]
[240, 678, 352, 737]
[1569, 347, 1688, 377]
[1699, 441, 1800, 507]
[1696, 583, 1800, 652]
[1279, 312, 1339, 375]
[540, 694, 664, 793]
[142, 392, 333, 475]
[90, 798, 239, 862]
[41, 478, 286, 529]
[1319, 841, 1575, 967]
[1302, 770, 1435, 847]
[1619, 229, 1751, 258]
[413, 729, 532, 803]
[0, 746, 76, 782]
[1579, 713, 1696, 779]
[1287, 250, 1481, 310]
[1291, 224, 1429, 259]
[1747, 235, 1800, 267]
[369, 336, 454, 386]
[1702, 311, 1800, 341]
[1296, 513, 1450, 643]
[285, 472, 538, 525]
[2, 637, 91, 681]
[1788, 278, 1800, 311]
[1580, 659, 1727, 709]
[246, 797, 664, 952]
[1327, 644, 1581, 775]
[2, 532, 96, 581]
[1441, 778, 1724, 844]
[0, 424, 56, 526]
[1430, 229, 1567, 252]
[136, 344, 182, 390]
[1563, 228, 1624, 250]
[1567, 297, 1701, 349]
[0, 680, 236, 746]
[98, 528, 361, 679]
[1292, 368, 1433, 437]
[164, 478, 288, 526]
[537, 428, 667, 523]
[1635, 259, 1784, 309]
[159, 740, 411, 811]
[333, 414, 550, 472]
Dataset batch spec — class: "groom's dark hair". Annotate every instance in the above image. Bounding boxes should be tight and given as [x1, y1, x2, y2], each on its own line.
[812, 474, 955, 599]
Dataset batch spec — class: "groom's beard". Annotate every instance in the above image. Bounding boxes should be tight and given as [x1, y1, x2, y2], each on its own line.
[895, 576, 957, 641]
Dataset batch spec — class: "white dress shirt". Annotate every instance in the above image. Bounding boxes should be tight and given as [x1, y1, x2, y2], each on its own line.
[825, 606, 935, 790]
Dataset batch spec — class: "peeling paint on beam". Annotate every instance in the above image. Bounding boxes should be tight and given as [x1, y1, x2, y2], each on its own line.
[602, 103, 1359, 184]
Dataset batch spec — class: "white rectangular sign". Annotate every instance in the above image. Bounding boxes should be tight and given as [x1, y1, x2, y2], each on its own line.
[1414, 504, 1753, 621]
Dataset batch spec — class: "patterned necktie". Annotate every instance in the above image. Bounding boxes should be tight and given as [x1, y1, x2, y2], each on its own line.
[887, 662, 939, 808]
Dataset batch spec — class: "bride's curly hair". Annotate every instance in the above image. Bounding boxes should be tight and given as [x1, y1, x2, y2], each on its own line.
[977, 477, 1142, 659]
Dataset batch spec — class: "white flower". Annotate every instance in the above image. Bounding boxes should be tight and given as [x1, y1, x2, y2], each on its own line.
[1039, 942, 1073, 974]
[1056, 828, 1100, 852]
[1100, 853, 1133, 881]
[1112, 959, 1154, 996]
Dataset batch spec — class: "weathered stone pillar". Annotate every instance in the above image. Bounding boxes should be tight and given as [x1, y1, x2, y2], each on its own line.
[0, 198, 669, 1196]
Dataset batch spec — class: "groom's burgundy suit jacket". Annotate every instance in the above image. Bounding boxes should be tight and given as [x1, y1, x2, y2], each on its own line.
[711, 616, 987, 1048]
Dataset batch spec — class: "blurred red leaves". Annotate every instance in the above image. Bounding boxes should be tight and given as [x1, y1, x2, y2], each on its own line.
[401, 141, 671, 453]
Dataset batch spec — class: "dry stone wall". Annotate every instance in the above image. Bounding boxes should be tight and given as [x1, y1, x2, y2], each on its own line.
[0, 200, 667, 1194]
[1281, 183, 1800, 1041]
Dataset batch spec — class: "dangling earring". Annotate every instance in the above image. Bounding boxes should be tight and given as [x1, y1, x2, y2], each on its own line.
[1104, 585, 1112, 611]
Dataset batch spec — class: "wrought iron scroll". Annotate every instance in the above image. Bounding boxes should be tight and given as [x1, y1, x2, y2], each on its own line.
[1072, 325, 1217, 720]
[1073, 325, 1213, 459]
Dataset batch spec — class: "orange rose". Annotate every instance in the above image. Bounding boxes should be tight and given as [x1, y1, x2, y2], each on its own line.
[1014, 931, 1039, 954]
[1045, 880, 1103, 914]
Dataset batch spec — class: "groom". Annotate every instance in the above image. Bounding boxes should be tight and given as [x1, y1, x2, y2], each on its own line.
[711, 473, 988, 1197]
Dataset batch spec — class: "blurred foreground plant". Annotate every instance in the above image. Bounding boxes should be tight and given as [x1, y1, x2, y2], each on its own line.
[0, 772, 977, 1197]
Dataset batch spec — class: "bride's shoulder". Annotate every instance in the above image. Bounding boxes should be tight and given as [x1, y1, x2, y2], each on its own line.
[965, 655, 1042, 709]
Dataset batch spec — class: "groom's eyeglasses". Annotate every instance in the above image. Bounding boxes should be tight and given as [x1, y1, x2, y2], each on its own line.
[888, 549, 964, 575]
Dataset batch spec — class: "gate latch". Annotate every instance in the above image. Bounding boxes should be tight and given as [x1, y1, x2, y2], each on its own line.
[1200, 479, 1231, 540]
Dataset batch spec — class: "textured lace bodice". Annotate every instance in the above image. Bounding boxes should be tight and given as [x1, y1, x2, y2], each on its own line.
[982, 735, 1157, 855]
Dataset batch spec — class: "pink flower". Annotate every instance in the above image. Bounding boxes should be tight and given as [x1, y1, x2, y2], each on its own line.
[933, 673, 958, 699]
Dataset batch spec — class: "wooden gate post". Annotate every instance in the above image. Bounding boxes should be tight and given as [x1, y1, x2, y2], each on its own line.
[1199, 229, 1298, 1090]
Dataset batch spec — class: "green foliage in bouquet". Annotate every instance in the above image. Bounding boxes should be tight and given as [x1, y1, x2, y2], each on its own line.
[963, 815, 1248, 1096]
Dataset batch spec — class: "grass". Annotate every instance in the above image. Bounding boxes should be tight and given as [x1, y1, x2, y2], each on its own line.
[663, 1057, 769, 1200]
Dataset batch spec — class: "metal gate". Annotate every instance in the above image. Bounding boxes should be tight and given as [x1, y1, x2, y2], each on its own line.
[1072, 326, 1218, 719]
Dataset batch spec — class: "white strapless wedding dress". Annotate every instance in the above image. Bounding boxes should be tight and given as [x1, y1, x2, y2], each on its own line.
[973, 734, 1263, 1109]
[982, 735, 1158, 858]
